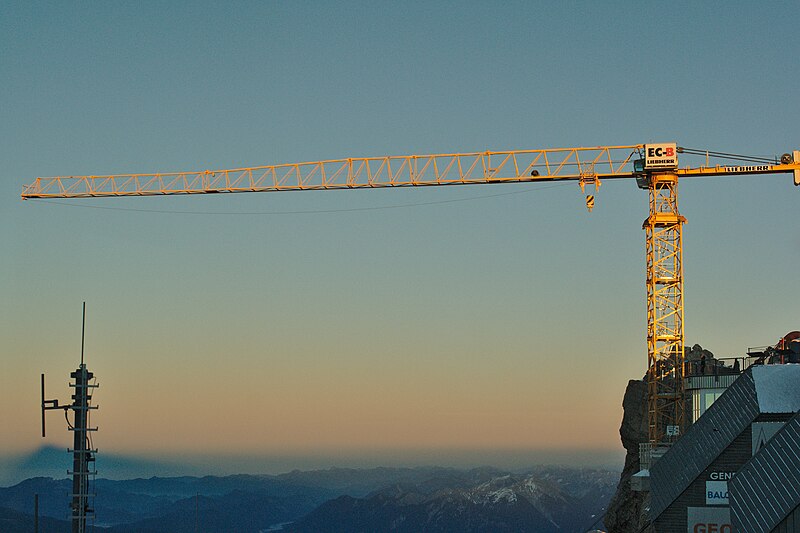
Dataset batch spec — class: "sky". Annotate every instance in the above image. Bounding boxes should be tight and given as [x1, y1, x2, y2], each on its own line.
[1, 2, 798, 478]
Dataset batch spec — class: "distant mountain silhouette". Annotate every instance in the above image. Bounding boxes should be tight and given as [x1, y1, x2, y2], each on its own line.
[287, 468, 615, 533]
[0, 466, 617, 533]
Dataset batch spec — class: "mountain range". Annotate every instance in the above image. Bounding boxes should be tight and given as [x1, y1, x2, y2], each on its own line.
[287, 467, 614, 533]
[0, 449, 617, 532]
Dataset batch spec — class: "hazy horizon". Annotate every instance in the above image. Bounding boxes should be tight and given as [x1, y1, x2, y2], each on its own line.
[0, 444, 623, 487]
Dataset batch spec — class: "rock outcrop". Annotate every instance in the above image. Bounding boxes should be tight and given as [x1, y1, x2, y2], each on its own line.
[604, 379, 649, 533]
[605, 344, 721, 532]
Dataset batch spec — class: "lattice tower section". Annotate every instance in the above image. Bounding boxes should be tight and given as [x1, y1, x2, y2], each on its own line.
[644, 173, 686, 445]
[69, 364, 97, 533]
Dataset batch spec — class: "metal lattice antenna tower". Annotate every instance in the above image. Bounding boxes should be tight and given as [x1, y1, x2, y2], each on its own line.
[42, 302, 99, 533]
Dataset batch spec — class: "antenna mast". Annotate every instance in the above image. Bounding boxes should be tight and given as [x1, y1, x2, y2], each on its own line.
[80, 301, 85, 365]
[41, 302, 99, 533]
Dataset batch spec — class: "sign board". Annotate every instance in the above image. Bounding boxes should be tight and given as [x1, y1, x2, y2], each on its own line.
[723, 165, 772, 173]
[705, 481, 729, 505]
[644, 143, 678, 170]
[687, 506, 731, 533]
[751, 421, 784, 455]
[709, 472, 732, 481]
[666, 425, 680, 437]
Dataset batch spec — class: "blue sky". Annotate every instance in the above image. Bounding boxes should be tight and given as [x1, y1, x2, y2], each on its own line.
[1, 1, 798, 475]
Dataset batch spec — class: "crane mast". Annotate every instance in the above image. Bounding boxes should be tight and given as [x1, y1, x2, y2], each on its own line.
[644, 171, 685, 444]
[22, 144, 800, 446]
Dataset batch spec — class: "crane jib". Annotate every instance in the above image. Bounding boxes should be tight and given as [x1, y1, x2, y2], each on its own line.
[725, 165, 772, 173]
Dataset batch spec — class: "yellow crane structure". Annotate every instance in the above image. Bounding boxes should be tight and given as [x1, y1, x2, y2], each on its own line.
[21, 143, 800, 446]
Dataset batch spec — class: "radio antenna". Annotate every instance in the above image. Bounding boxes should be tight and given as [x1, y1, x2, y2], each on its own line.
[80, 301, 86, 365]
[40, 302, 99, 533]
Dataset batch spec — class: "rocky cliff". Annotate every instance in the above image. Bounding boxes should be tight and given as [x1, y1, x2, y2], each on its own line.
[605, 344, 721, 533]
[604, 379, 649, 533]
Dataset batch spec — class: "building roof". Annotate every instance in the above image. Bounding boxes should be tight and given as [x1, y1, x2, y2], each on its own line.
[729, 411, 800, 533]
[753, 364, 800, 412]
[650, 364, 800, 521]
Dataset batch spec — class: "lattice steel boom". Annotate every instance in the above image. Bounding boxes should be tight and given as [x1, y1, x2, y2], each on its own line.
[21, 146, 641, 198]
[21, 145, 800, 446]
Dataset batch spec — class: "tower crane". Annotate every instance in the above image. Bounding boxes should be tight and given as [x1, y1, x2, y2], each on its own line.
[22, 143, 800, 446]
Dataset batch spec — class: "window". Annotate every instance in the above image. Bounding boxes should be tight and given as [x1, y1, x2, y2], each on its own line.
[693, 390, 701, 422]
[704, 391, 724, 411]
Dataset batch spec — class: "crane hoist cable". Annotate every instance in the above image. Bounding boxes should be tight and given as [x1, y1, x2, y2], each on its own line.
[677, 147, 779, 164]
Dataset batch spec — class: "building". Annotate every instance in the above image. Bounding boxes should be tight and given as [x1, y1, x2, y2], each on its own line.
[648, 364, 800, 532]
[729, 411, 800, 533]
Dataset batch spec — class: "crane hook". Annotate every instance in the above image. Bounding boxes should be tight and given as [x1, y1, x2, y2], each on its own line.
[579, 171, 600, 212]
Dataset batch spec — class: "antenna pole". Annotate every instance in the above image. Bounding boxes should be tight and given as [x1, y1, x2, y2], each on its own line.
[80, 302, 86, 365]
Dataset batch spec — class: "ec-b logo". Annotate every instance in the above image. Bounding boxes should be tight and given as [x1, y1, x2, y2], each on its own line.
[643, 143, 678, 169]
[647, 146, 675, 158]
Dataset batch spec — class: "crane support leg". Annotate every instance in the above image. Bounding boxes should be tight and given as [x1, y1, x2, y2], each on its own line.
[644, 172, 686, 445]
